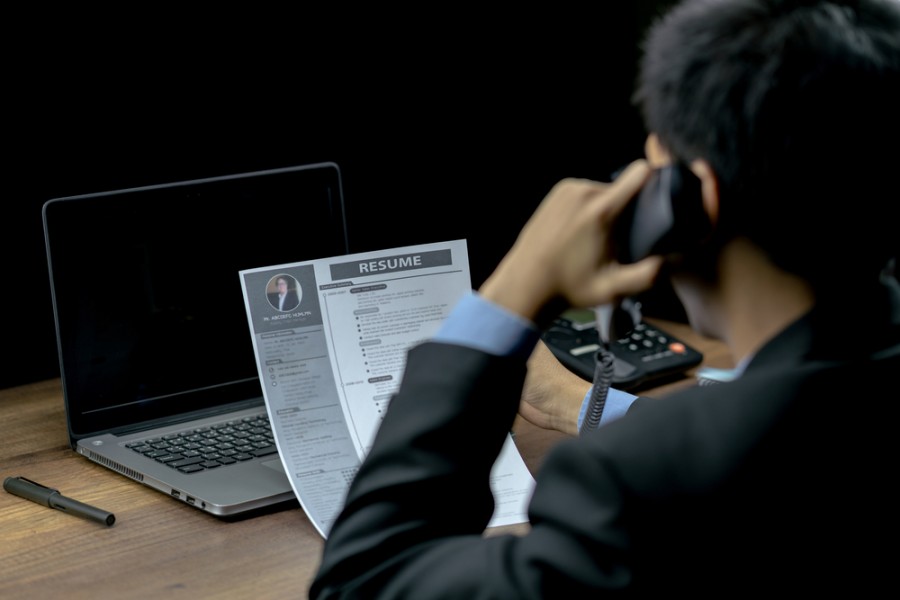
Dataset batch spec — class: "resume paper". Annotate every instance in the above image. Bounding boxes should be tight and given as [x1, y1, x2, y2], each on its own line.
[240, 239, 535, 537]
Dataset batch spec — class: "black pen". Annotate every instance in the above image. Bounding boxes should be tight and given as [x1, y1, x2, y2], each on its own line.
[3, 476, 116, 526]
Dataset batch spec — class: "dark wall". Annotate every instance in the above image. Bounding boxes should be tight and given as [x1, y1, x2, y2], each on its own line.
[3, 4, 680, 390]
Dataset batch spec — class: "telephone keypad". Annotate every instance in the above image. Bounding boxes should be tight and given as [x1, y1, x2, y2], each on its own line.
[542, 318, 703, 391]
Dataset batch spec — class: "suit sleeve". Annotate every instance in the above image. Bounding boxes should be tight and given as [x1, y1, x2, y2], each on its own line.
[309, 342, 633, 599]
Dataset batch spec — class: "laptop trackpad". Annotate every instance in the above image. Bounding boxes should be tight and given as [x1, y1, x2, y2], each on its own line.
[262, 459, 286, 475]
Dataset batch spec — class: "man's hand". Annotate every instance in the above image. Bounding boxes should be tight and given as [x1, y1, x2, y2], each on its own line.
[479, 160, 663, 328]
[519, 340, 591, 436]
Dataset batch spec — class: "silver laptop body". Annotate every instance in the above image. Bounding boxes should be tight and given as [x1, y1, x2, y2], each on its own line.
[42, 162, 348, 517]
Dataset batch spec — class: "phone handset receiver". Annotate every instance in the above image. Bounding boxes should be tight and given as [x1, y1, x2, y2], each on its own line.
[612, 162, 710, 265]
[580, 164, 709, 433]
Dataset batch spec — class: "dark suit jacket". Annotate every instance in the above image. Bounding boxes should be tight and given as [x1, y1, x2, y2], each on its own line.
[268, 290, 299, 312]
[311, 279, 900, 598]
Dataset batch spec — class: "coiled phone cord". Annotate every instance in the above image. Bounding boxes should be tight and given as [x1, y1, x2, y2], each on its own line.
[578, 301, 640, 435]
[579, 345, 615, 434]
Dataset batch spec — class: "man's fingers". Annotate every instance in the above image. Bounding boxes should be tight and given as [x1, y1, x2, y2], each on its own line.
[586, 256, 664, 303]
[599, 159, 652, 220]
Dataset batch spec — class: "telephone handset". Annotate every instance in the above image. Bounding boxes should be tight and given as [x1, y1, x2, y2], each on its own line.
[612, 162, 711, 264]
[541, 163, 708, 431]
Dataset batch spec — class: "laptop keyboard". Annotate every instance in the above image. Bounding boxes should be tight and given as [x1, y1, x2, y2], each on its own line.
[126, 414, 277, 474]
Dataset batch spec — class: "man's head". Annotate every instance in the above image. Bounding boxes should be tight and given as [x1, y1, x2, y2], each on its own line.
[634, 0, 900, 287]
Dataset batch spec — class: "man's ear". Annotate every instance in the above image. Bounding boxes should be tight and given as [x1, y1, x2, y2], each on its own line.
[689, 159, 719, 227]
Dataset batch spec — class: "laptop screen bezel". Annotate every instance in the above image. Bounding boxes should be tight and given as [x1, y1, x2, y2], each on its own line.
[42, 162, 349, 441]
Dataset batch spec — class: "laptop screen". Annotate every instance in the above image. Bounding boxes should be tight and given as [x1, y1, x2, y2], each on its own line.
[43, 163, 348, 438]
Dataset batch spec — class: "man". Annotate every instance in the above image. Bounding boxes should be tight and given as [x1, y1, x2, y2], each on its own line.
[311, 0, 900, 596]
[267, 275, 300, 312]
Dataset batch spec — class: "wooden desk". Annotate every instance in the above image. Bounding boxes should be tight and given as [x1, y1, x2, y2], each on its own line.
[0, 318, 731, 599]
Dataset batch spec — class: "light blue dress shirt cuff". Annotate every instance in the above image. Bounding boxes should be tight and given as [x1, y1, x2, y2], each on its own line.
[434, 291, 635, 431]
[575, 354, 752, 431]
[432, 291, 541, 361]
[577, 387, 637, 431]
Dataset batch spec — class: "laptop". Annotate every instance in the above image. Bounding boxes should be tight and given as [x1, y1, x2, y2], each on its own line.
[42, 162, 349, 517]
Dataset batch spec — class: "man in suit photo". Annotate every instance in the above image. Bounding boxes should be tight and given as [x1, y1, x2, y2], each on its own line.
[310, 0, 900, 596]
[267, 274, 301, 312]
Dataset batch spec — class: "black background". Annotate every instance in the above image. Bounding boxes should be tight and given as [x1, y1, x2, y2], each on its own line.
[3, 3, 681, 389]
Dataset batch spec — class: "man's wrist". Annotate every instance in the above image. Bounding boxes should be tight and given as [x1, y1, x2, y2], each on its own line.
[434, 292, 541, 360]
[577, 387, 638, 432]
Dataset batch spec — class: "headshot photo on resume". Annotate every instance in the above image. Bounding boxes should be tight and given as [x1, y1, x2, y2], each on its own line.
[267, 274, 301, 313]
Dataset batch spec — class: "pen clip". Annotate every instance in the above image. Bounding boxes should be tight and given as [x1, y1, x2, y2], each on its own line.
[15, 476, 59, 493]
[4, 475, 60, 505]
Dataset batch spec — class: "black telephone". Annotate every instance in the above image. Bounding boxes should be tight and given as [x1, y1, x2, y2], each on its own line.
[541, 163, 710, 395]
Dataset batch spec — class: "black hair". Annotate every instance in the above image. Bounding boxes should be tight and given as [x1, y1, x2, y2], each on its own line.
[634, 0, 900, 286]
